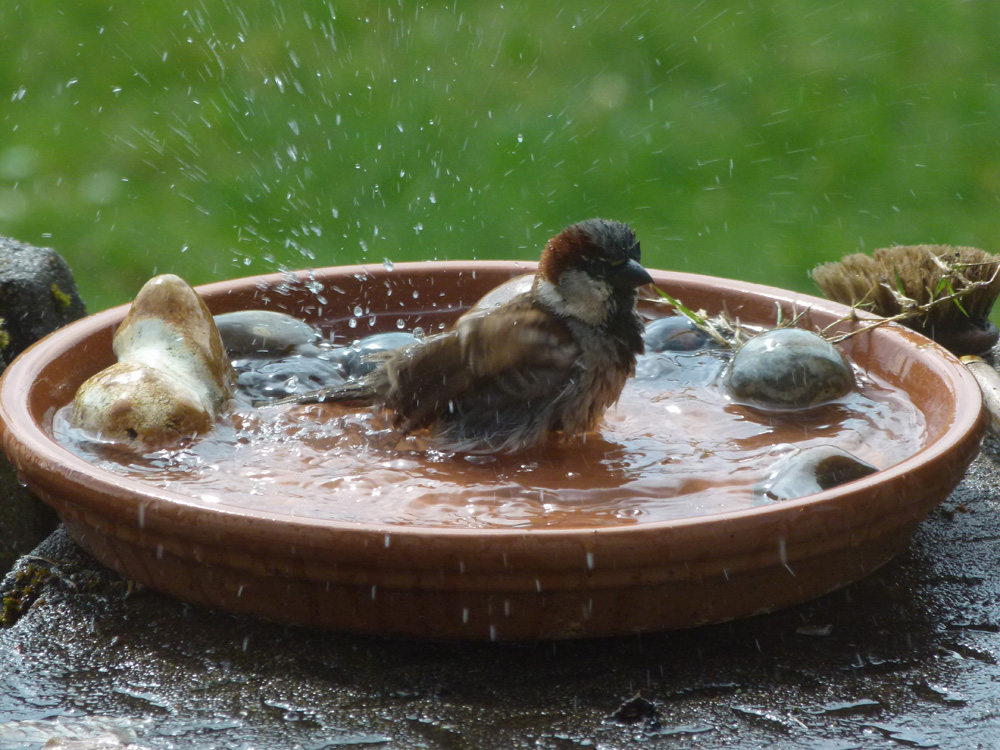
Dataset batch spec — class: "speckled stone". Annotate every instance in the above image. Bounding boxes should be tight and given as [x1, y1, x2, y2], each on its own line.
[726, 327, 854, 410]
[643, 315, 722, 353]
[753, 445, 879, 504]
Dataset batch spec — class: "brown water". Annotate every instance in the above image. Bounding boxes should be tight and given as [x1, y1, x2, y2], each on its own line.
[52, 348, 926, 529]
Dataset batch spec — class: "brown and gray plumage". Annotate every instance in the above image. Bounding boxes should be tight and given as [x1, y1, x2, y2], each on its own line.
[812, 244, 1000, 355]
[268, 219, 652, 453]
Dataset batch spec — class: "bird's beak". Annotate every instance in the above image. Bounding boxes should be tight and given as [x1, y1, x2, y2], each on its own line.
[613, 259, 654, 289]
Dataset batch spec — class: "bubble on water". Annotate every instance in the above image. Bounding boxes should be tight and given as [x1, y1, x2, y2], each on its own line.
[353, 305, 363, 316]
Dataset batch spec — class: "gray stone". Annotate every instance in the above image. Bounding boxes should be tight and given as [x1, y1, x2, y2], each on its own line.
[753, 445, 879, 504]
[726, 327, 855, 410]
[1, 439, 998, 748]
[0, 237, 86, 371]
[0, 459, 58, 577]
[214, 310, 322, 358]
[0, 238, 86, 576]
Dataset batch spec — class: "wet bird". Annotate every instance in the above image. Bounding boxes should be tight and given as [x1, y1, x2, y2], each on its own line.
[268, 218, 652, 453]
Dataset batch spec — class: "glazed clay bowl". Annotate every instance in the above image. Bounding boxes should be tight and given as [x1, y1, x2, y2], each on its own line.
[0, 262, 985, 640]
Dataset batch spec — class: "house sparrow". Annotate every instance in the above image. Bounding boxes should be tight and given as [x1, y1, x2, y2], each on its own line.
[268, 218, 652, 453]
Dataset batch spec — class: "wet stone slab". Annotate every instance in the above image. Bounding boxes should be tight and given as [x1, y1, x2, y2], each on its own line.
[0, 238, 85, 572]
[1, 441, 999, 749]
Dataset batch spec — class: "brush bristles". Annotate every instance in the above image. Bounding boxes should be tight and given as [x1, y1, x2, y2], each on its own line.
[812, 244, 1000, 328]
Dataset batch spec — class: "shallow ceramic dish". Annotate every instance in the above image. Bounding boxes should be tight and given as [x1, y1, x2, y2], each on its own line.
[0, 263, 985, 640]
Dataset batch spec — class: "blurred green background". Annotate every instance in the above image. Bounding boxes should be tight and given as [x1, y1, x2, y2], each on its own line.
[2, 1, 999, 311]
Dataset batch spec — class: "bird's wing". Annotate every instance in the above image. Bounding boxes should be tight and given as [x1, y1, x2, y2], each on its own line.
[386, 299, 579, 431]
[457, 301, 579, 378]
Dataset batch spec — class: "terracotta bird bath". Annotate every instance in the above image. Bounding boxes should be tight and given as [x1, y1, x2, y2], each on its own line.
[0, 262, 984, 639]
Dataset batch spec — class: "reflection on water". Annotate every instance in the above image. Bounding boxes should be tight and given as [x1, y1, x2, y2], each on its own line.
[52, 345, 926, 530]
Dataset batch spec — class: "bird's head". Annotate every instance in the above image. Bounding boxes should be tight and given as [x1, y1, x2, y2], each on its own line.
[535, 219, 652, 325]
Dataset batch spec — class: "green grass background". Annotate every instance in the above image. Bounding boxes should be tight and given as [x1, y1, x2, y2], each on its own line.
[2, 1, 999, 311]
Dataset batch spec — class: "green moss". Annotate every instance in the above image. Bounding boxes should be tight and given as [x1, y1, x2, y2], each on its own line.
[0, 318, 9, 350]
[50, 283, 73, 312]
[0, 565, 51, 627]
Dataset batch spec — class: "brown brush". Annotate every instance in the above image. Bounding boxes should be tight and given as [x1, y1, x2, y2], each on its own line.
[813, 244, 1000, 434]
[812, 244, 1000, 356]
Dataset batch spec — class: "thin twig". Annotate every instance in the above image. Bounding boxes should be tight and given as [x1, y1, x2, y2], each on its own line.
[648, 286, 734, 347]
